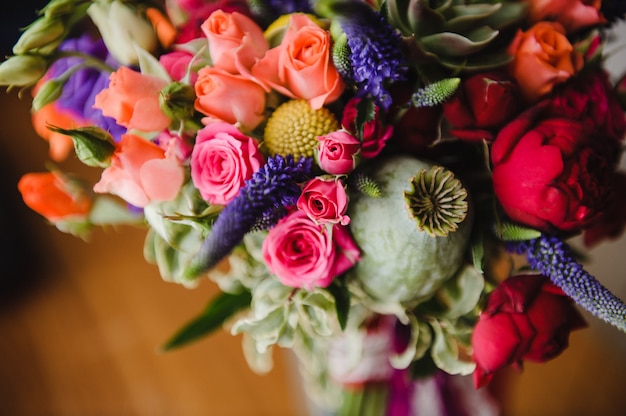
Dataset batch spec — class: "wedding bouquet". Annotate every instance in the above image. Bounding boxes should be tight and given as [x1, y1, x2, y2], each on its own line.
[3, 0, 626, 413]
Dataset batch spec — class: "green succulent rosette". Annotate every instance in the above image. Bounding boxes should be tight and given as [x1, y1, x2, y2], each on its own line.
[385, 0, 528, 75]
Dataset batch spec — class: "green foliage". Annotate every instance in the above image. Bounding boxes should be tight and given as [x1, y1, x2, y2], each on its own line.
[161, 290, 252, 351]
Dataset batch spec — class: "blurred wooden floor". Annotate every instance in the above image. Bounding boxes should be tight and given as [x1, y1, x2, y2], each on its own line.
[2, 80, 626, 416]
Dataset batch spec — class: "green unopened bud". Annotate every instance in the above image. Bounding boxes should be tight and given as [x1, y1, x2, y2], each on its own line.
[0, 54, 49, 87]
[13, 17, 65, 55]
[159, 82, 196, 120]
[32, 77, 65, 111]
[42, 0, 81, 18]
[48, 125, 116, 167]
[332, 32, 352, 80]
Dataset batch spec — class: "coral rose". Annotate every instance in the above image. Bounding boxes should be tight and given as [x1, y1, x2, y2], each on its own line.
[296, 177, 350, 225]
[262, 210, 360, 290]
[507, 22, 583, 103]
[94, 134, 184, 207]
[190, 122, 264, 205]
[472, 274, 586, 388]
[194, 66, 266, 132]
[491, 102, 621, 233]
[18, 171, 92, 222]
[201, 10, 268, 74]
[94, 66, 172, 132]
[527, 0, 605, 34]
[251, 13, 344, 109]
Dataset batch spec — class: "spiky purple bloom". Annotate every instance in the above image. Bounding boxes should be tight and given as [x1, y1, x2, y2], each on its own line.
[336, 3, 408, 110]
[185, 154, 313, 278]
[509, 235, 626, 332]
[49, 35, 125, 141]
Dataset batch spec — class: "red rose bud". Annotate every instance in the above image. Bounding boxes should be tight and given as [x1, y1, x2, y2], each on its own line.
[491, 102, 621, 233]
[471, 274, 586, 388]
[341, 98, 393, 159]
[443, 71, 521, 142]
[548, 70, 626, 143]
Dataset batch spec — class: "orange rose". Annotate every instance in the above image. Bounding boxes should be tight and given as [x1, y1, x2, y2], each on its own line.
[18, 172, 92, 222]
[201, 10, 268, 74]
[527, 0, 605, 34]
[507, 22, 583, 103]
[251, 14, 344, 110]
[93, 134, 185, 208]
[93, 66, 171, 132]
[194, 66, 266, 132]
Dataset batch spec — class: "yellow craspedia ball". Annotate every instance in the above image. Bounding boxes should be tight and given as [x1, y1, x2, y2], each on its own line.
[263, 99, 340, 158]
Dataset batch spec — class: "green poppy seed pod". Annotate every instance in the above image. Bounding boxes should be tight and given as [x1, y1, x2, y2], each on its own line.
[0, 54, 49, 87]
[348, 155, 473, 305]
[12, 17, 65, 55]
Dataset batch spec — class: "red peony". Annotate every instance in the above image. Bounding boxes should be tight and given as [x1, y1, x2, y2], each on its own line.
[443, 71, 521, 142]
[547, 70, 626, 142]
[472, 274, 587, 388]
[491, 101, 621, 233]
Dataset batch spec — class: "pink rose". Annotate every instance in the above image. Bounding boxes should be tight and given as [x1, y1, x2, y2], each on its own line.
[491, 102, 620, 232]
[472, 274, 586, 388]
[263, 210, 360, 289]
[194, 66, 266, 132]
[341, 98, 393, 158]
[251, 14, 344, 109]
[527, 0, 606, 34]
[94, 134, 184, 207]
[160, 50, 197, 84]
[317, 130, 361, 175]
[296, 177, 350, 225]
[201, 10, 268, 74]
[93, 67, 172, 132]
[190, 122, 264, 205]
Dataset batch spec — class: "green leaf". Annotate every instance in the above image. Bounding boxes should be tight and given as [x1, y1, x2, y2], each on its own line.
[430, 320, 476, 375]
[499, 222, 542, 241]
[354, 97, 376, 142]
[161, 290, 252, 351]
[420, 26, 499, 57]
[327, 279, 351, 331]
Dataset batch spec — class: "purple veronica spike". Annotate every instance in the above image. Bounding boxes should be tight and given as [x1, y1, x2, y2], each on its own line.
[509, 235, 626, 332]
[248, 0, 313, 27]
[185, 154, 313, 279]
[337, 3, 408, 110]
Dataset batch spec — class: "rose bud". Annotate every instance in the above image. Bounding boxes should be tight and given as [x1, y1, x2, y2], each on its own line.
[443, 71, 521, 142]
[316, 130, 361, 175]
[341, 97, 393, 159]
[296, 177, 350, 226]
[472, 274, 587, 388]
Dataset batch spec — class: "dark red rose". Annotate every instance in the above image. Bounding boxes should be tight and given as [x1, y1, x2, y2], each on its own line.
[443, 71, 521, 142]
[341, 97, 393, 159]
[583, 172, 626, 247]
[548, 70, 626, 142]
[472, 274, 586, 388]
[491, 101, 621, 233]
[391, 105, 442, 153]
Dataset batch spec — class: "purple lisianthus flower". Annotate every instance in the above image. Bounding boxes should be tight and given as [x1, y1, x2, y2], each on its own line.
[48, 34, 125, 141]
